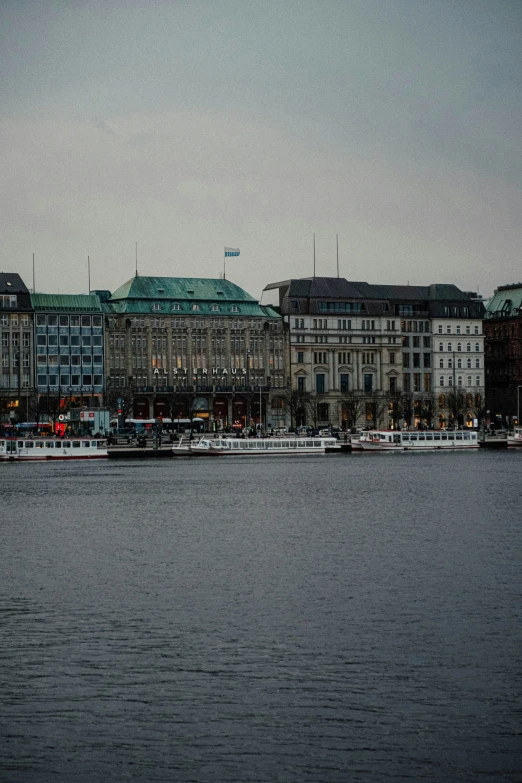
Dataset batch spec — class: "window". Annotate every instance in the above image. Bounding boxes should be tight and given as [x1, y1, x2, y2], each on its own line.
[316, 374, 326, 393]
[439, 342, 443, 352]
[438, 325, 443, 333]
[172, 303, 181, 311]
[467, 376, 472, 386]
[424, 373, 431, 392]
[423, 353, 430, 368]
[423, 337, 430, 348]
[230, 305, 239, 313]
[457, 359, 462, 369]
[457, 343, 462, 352]
[36, 335, 46, 346]
[297, 351, 304, 364]
[413, 336, 420, 348]
[192, 304, 201, 311]
[59, 355, 70, 366]
[447, 343, 452, 352]
[364, 374, 373, 393]
[440, 376, 444, 386]
[456, 326, 461, 334]
[475, 343, 480, 352]
[340, 373, 349, 393]
[70, 315, 80, 327]
[474, 326, 479, 335]
[403, 336, 410, 347]
[413, 353, 420, 368]
[439, 358, 444, 368]
[403, 374, 410, 392]
[403, 353, 410, 368]
[291, 300, 298, 311]
[92, 316, 102, 327]
[338, 351, 351, 364]
[476, 376, 480, 386]
[297, 376, 305, 392]
[413, 373, 421, 392]
[82, 374, 92, 386]
[446, 325, 451, 334]
[475, 358, 480, 368]
[389, 352, 395, 364]
[81, 316, 91, 327]
[59, 335, 69, 346]
[59, 315, 69, 327]
[467, 343, 471, 352]
[467, 358, 471, 368]
[152, 303, 162, 311]
[458, 376, 463, 387]
[389, 376, 397, 393]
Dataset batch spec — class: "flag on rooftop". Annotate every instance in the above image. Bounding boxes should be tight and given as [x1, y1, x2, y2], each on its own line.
[224, 247, 240, 257]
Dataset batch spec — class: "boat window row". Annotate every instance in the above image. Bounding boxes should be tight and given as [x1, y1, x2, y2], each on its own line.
[214, 439, 332, 449]
[401, 432, 477, 441]
[0, 440, 105, 449]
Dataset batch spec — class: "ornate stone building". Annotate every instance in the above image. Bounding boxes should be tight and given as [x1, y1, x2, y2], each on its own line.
[101, 276, 285, 430]
[484, 284, 522, 424]
[263, 277, 485, 430]
[0, 273, 34, 426]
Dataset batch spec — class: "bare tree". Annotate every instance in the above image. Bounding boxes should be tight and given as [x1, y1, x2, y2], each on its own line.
[365, 393, 387, 429]
[105, 383, 134, 420]
[338, 392, 365, 430]
[442, 389, 466, 427]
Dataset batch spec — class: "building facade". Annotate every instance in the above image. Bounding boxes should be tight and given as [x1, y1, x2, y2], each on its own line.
[0, 273, 35, 425]
[263, 277, 485, 430]
[31, 294, 105, 422]
[484, 284, 522, 424]
[102, 276, 285, 431]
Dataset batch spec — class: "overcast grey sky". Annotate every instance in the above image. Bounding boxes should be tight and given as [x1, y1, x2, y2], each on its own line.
[1, 0, 521, 299]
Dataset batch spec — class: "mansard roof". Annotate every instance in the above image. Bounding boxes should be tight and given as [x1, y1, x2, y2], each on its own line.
[31, 293, 102, 312]
[0, 272, 30, 294]
[485, 284, 522, 319]
[106, 276, 280, 318]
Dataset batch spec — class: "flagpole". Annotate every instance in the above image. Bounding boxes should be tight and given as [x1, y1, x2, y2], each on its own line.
[223, 247, 226, 280]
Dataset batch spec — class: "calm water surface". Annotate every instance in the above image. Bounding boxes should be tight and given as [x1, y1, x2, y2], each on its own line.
[1, 451, 521, 782]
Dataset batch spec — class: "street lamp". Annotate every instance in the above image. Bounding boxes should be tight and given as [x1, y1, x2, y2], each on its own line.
[517, 386, 521, 428]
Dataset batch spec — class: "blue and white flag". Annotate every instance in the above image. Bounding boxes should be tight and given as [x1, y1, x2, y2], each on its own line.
[224, 247, 240, 257]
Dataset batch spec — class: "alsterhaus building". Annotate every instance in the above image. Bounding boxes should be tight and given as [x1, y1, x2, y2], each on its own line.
[101, 276, 285, 430]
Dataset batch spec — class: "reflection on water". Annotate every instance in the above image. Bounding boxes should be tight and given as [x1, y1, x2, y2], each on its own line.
[1, 452, 521, 782]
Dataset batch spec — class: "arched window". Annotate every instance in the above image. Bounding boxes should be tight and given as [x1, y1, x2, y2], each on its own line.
[457, 342, 462, 352]
[448, 358, 452, 368]
[439, 342, 444, 351]
[467, 358, 471, 368]
[456, 326, 461, 334]
[476, 376, 480, 386]
[475, 358, 480, 368]
[439, 358, 444, 368]
[440, 377, 445, 387]
[475, 343, 479, 352]
[457, 359, 462, 368]
[466, 343, 471, 352]
[467, 376, 472, 386]
[458, 376, 463, 387]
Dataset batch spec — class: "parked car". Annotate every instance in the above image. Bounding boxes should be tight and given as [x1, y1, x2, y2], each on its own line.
[274, 427, 288, 435]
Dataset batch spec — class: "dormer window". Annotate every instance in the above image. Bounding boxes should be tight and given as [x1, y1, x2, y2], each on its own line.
[217, 291, 224, 296]
[211, 304, 220, 312]
[172, 303, 181, 311]
[187, 289, 194, 295]
[157, 288, 165, 294]
[152, 303, 162, 311]
[230, 305, 239, 313]
[192, 304, 200, 311]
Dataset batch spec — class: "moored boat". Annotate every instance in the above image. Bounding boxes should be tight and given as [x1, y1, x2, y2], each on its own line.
[185, 436, 339, 456]
[358, 430, 479, 451]
[507, 427, 522, 447]
[0, 437, 108, 461]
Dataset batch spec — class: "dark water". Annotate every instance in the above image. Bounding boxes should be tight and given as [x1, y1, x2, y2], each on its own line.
[1, 451, 521, 782]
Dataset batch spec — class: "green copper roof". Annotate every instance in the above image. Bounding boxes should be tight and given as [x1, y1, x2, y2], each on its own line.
[31, 293, 102, 312]
[105, 276, 280, 318]
[110, 276, 257, 302]
[485, 284, 522, 318]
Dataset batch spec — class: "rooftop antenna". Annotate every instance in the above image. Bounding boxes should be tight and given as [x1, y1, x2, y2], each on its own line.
[336, 234, 339, 278]
[32, 253, 35, 293]
[135, 242, 138, 276]
[313, 233, 316, 278]
[88, 255, 91, 294]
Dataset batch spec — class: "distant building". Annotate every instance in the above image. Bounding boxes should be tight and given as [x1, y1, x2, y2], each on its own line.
[102, 276, 285, 430]
[484, 284, 522, 424]
[31, 294, 105, 418]
[0, 273, 34, 425]
[263, 277, 485, 430]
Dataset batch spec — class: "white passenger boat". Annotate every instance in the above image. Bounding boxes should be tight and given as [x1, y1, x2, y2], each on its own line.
[185, 436, 339, 456]
[507, 427, 522, 447]
[0, 437, 108, 461]
[358, 430, 479, 451]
